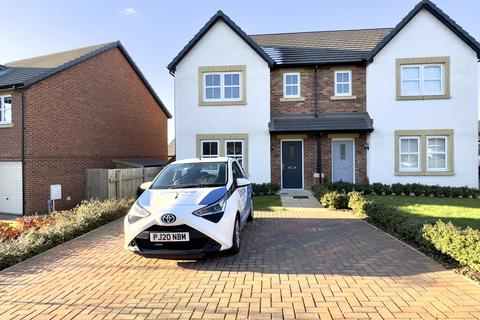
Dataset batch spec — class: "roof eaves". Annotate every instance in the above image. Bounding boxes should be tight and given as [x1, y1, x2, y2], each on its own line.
[167, 10, 275, 74]
[367, 0, 480, 62]
[116, 42, 172, 118]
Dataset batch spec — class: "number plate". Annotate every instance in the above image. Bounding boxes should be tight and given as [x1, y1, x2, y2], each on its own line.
[150, 232, 190, 242]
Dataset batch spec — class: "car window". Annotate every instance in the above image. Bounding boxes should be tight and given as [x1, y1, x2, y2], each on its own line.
[232, 162, 244, 181]
[151, 162, 228, 189]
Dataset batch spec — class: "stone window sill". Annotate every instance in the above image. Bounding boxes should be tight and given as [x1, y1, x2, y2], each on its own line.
[396, 95, 451, 101]
[330, 95, 357, 101]
[280, 97, 305, 102]
[395, 171, 454, 176]
[0, 123, 13, 128]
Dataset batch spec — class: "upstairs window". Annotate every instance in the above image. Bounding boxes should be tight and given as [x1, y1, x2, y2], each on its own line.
[283, 73, 300, 98]
[203, 72, 242, 102]
[401, 64, 443, 96]
[0, 95, 12, 124]
[334, 71, 352, 96]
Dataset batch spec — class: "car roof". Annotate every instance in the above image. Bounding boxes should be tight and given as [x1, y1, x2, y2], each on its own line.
[173, 157, 232, 164]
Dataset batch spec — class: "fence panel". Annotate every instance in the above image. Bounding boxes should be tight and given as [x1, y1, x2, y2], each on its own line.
[86, 166, 163, 200]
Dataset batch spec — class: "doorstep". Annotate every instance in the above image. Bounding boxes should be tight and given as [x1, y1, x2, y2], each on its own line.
[280, 190, 322, 210]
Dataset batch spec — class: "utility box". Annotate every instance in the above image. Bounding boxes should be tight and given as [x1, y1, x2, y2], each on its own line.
[50, 184, 62, 200]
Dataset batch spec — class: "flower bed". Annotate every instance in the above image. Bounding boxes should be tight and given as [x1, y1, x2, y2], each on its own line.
[0, 198, 134, 271]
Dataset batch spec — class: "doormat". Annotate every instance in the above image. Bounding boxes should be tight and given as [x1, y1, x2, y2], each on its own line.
[293, 196, 309, 199]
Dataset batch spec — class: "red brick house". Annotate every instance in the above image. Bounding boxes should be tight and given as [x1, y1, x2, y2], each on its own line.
[0, 41, 171, 215]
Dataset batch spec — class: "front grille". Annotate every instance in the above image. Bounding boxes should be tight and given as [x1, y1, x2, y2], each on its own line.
[135, 224, 217, 250]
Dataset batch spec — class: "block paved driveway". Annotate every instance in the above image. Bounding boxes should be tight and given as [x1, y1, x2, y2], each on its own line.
[1, 210, 480, 320]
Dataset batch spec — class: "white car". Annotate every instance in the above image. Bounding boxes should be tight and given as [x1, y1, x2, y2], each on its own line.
[124, 157, 253, 257]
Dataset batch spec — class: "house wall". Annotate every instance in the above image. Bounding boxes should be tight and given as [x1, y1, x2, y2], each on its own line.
[367, 9, 479, 187]
[270, 66, 366, 116]
[23, 47, 169, 213]
[270, 134, 367, 188]
[174, 20, 271, 183]
[0, 90, 23, 161]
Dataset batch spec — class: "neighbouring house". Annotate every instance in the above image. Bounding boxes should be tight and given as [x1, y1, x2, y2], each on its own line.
[169, 0, 479, 189]
[0, 42, 171, 215]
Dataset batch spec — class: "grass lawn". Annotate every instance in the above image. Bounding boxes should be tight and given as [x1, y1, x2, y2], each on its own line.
[366, 195, 480, 230]
[253, 195, 284, 211]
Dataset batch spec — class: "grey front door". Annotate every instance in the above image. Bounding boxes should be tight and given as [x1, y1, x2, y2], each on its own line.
[332, 140, 354, 183]
[282, 141, 303, 189]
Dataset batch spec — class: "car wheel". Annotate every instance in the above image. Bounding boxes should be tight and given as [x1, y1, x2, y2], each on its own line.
[230, 216, 240, 254]
[247, 199, 254, 222]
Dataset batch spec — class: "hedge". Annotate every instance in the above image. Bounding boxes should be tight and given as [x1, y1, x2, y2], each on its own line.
[321, 181, 479, 198]
[320, 191, 349, 209]
[319, 190, 480, 272]
[0, 198, 134, 271]
[252, 183, 280, 196]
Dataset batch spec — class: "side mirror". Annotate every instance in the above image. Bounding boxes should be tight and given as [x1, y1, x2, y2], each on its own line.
[236, 178, 251, 187]
[140, 181, 153, 190]
[137, 181, 153, 197]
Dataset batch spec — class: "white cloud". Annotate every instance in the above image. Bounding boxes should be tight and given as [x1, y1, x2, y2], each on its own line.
[120, 8, 139, 19]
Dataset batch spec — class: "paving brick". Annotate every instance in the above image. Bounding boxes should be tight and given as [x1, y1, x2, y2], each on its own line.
[0, 210, 480, 319]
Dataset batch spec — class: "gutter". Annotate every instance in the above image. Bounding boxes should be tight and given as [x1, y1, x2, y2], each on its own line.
[21, 89, 26, 216]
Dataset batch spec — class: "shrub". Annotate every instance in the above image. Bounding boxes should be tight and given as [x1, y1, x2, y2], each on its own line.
[317, 181, 479, 199]
[252, 183, 280, 196]
[423, 221, 480, 271]
[311, 185, 329, 199]
[0, 198, 134, 271]
[347, 191, 369, 217]
[320, 191, 349, 209]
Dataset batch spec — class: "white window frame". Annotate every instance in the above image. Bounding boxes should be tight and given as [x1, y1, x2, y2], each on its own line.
[426, 136, 448, 172]
[225, 140, 244, 166]
[283, 72, 301, 98]
[0, 95, 12, 125]
[201, 140, 220, 159]
[334, 70, 352, 96]
[203, 72, 242, 102]
[399, 136, 421, 172]
[400, 64, 444, 96]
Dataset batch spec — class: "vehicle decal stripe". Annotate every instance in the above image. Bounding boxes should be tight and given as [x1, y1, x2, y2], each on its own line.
[199, 187, 228, 205]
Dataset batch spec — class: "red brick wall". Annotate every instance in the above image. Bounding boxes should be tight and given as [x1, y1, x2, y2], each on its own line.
[0, 91, 23, 161]
[23, 47, 169, 213]
[270, 66, 366, 116]
[270, 134, 367, 189]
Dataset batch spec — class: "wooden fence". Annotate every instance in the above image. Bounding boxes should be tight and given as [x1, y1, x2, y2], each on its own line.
[86, 167, 162, 200]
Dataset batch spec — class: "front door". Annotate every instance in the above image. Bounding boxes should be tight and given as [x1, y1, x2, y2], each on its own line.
[281, 141, 303, 189]
[332, 140, 354, 183]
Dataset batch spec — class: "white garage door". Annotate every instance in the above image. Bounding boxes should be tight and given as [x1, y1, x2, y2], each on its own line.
[0, 162, 22, 215]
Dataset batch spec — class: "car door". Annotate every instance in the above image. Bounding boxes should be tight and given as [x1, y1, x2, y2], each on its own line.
[232, 162, 248, 223]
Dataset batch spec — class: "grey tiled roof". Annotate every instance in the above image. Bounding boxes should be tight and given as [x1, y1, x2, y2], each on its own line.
[250, 28, 392, 66]
[269, 113, 374, 133]
[0, 42, 171, 118]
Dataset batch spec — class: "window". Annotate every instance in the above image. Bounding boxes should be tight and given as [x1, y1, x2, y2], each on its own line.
[340, 143, 346, 160]
[399, 137, 420, 171]
[401, 64, 443, 96]
[0, 95, 12, 124]
[427, 136, 448, 171]
[283, 73, 300, 98]
[225, 140, 244, 167]
[395, 130, 454, 176]
[201, 140, 219, 158]
[203, 72, 242, 102]
[151, 162, 228, 189]
[334, 71, 352, 96]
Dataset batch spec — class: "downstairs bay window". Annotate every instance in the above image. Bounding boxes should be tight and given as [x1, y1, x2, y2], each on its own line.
[395, 130, 453, 176]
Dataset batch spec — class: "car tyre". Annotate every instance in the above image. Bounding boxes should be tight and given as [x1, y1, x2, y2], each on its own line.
[247, 199, 254, 222]
[230, 216, 241, 254]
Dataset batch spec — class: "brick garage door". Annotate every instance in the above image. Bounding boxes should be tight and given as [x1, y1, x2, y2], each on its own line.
[0, 161, 22, 214]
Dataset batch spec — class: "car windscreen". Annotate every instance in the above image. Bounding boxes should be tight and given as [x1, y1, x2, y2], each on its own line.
[150, 162, 228, 189]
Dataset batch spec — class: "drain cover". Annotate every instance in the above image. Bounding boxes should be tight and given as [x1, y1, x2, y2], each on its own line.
[293, 196, 309, 199]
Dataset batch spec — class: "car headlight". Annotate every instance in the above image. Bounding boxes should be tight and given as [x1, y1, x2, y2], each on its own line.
[193, 194, 227, 218]
[128, 202, 151, 224]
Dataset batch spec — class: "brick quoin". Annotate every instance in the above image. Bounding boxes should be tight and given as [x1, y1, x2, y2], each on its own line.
[2, 47, 169, 214]
[270, 66, 368, 187]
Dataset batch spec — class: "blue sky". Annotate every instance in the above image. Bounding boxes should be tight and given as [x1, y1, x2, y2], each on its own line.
[1, 0, 479, 141]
